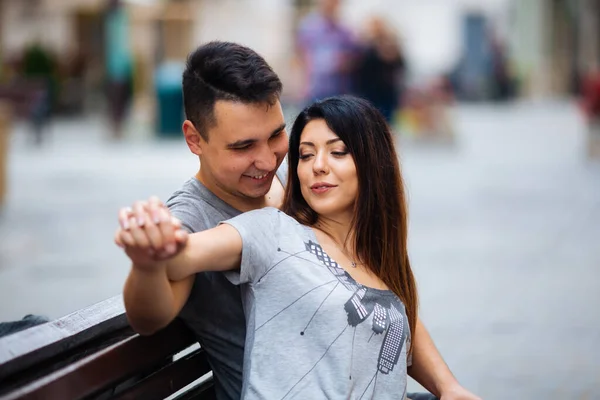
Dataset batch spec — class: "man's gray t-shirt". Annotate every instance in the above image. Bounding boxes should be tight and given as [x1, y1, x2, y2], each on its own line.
[165, 165, 287, 400]
[223, 207, 411, 399]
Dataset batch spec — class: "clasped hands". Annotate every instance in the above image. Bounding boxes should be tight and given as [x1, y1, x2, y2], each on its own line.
[114, 196, 188, 271]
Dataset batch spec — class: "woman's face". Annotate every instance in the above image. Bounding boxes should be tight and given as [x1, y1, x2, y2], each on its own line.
[297, 119, 358, 220]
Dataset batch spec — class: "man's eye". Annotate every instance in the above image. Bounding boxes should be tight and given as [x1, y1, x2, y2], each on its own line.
[233, 146, 251, 151]
[270, 131, 283, 139]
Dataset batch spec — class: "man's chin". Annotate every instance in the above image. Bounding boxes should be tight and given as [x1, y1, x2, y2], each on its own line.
[240, 191, 270, 200]
[240, 182, 273, 199]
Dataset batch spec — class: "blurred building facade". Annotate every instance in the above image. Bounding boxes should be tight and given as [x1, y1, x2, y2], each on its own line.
[1, 0, 599, 120]
[0, 0, 195, 112]
[510, 0, 600, 98]
[0, 0, 293, 119]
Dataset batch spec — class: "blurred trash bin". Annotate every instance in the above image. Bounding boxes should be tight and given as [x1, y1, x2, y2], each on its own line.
[155, 62, 185, 138]
[0, 101, 11, 207]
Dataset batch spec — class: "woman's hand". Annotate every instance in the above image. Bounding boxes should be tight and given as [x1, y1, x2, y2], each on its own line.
[115, 196, 188, 272]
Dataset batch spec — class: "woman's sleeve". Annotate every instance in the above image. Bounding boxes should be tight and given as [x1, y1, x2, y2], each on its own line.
[219, 207, 281, 285]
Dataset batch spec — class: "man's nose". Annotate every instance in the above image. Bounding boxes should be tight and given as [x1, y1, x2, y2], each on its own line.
[254, 144, 277, 171]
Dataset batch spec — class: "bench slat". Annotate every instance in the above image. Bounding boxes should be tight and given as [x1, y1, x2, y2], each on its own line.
[0, 296, 127, 381]
[170, 378, 217, 400]
[1, 320, 198, 400]
[112, 350, 212, 400]
[0, 295, 215, 400]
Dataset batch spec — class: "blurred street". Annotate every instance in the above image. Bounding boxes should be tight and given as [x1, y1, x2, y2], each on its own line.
[0, 101, 598, 398]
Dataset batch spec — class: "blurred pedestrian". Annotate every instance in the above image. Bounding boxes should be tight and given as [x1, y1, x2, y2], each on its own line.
[579, 65, 600, 158]
[355, 16, 406, 123]
[296, 0, 360, 102]
[104, 0, 133, 139]
[489, 33, 511, 101]
[21, 43, 55, 145]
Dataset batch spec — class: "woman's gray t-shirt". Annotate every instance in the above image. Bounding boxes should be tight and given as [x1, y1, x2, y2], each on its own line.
[222, 207, 411, 399]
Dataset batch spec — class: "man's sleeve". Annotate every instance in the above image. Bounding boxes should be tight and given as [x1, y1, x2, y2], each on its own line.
[220, 208, 280, 286]
[166, 194, 211, 234]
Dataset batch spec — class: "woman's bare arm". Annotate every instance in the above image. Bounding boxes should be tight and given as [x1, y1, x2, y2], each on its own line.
[165, 224, 243, 281]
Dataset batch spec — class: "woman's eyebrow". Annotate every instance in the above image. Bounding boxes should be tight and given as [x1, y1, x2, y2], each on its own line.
[299, 138, 342, 147]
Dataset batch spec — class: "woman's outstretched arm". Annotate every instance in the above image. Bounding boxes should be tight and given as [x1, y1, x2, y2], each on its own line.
[164, 224, 242, 281]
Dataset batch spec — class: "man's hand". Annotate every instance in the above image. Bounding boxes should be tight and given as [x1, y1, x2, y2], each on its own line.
[115, 196, 188, 271]
[440, 384, 481, 400]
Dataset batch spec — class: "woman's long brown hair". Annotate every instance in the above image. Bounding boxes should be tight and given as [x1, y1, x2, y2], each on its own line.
[282, 95, 418, 352]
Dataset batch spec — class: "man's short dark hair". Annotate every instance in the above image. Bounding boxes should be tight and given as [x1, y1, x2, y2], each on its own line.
[182, 41, 283, 140]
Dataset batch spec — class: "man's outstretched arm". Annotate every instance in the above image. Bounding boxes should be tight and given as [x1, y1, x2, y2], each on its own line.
[408, 318, 481, 400]
[118, 200, 194, 335]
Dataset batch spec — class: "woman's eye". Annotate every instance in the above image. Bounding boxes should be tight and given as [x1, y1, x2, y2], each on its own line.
[299, 154, 313, 160]
[331, 151, 348, 156]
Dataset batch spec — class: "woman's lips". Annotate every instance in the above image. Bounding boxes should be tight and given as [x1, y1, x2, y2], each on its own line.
[310, 183, 337, 194]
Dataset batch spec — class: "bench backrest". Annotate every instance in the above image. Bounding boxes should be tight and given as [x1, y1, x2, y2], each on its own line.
[0, 296, 214, 400]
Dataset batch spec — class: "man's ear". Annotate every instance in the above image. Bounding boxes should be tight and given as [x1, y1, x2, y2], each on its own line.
[182, 120, 205, 156]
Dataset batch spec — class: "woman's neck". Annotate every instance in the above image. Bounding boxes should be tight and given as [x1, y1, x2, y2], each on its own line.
[314, 214, 354, 252]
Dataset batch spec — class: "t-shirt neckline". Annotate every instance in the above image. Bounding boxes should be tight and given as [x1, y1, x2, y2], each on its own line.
[303, 225, 395, 296]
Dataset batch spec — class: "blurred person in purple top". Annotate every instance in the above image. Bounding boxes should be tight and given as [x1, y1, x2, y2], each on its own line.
[296, 0, 359, 101]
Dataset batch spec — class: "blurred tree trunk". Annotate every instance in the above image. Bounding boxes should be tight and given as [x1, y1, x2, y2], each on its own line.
[0, 101, 11, 207]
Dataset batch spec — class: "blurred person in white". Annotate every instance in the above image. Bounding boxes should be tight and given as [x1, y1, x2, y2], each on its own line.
[296, 0, 360, 102]
[116, 42, 480, 400]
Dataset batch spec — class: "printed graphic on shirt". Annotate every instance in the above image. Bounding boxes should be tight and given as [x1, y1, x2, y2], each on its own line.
[304, 240, 408, 375]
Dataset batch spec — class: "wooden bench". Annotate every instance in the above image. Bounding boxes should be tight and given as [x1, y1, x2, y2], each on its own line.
[0, 296, 215, 400]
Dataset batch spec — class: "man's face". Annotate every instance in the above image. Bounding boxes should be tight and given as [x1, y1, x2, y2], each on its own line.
[196, 100, 288, 203]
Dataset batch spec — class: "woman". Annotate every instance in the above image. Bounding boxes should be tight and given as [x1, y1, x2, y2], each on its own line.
[116, 95, 418, 399]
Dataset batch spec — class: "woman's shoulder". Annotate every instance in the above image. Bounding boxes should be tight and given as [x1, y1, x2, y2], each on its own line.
[240, 207, 302, 227]
[228, 208, 310, 249]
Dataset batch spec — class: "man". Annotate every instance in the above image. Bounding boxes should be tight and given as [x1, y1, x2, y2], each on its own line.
[120, 41, 479, 400]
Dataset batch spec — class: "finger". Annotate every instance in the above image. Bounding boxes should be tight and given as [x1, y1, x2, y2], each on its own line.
[158, 208, 177, 254]
[118, 207, 133, 230]
[171, 217, 182, 229]
[114, 228, 125, 248]
[144, 210, 166, 251]
[147, 197, 163, 224]
[174, 229, 189, 245]
[128, 216, 151, 249]
[132, 201, 148, 227]
[119, 229, 136, 248]
[148, 195, 163, 208]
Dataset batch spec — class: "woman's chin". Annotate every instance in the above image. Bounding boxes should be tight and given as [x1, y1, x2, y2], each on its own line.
[308, 203, 353, 221]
